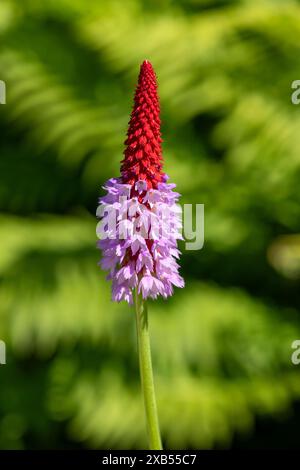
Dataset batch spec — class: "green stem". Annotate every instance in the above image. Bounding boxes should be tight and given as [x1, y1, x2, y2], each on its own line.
[134, 289, 163, 450]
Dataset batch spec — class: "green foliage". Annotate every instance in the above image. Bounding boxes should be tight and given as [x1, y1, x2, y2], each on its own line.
[0, 0, 300, 449]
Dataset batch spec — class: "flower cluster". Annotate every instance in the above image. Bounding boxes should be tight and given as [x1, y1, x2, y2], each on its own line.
[97, 60, 184, 303]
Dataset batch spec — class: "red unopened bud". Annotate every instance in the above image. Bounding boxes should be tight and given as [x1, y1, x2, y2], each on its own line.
[121, 60, 164, 189]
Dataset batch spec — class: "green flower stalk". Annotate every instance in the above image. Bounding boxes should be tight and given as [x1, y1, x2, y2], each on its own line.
[134, 291, 162, 449]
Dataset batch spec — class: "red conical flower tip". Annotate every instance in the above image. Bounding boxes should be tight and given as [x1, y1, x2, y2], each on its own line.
[121, 60, 164, 189]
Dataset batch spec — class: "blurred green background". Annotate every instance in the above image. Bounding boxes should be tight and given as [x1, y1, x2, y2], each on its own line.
[1, 0, 300, 450]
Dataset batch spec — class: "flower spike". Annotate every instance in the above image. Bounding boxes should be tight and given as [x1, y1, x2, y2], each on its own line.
[97, 60, 184, 304]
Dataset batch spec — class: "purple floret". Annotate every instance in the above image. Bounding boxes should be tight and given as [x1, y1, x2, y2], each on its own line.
[97, 177, 184, 304]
